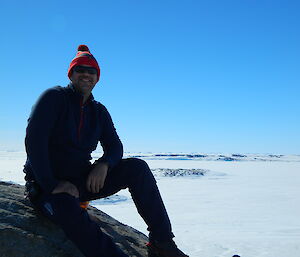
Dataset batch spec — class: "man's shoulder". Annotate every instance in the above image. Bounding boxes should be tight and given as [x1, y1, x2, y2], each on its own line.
[46, 85, 68, 94]
[40, 85, 65, 96]
[38, 86, 69, 99]
[33, 86, 69, 107]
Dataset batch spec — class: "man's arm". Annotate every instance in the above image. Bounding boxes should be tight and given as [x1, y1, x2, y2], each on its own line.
[25, 88, 63, 194]
[86, 106, 123, 193]
[98, 106, 123, 168]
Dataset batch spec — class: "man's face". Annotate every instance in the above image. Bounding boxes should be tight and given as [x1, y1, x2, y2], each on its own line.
[70, 65, 98, 97]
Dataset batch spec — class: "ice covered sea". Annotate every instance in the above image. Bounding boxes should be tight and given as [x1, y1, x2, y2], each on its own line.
[1, 151, 300, 257]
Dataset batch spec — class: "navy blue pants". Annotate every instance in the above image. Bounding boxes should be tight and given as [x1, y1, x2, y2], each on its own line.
[34, 158, 173, 257]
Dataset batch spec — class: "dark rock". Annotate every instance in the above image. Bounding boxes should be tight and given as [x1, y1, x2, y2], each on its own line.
[152, 168, 206, 177]
[268, 154, 283, 158]
[154, 154, 186, 157]
[186, 154, 207, 158]
[217, 157, 237, 161]
[231, 154, 246, 158]
[0, 181, 148, 257]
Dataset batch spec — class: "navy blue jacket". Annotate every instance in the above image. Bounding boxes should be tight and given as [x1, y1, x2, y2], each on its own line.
[24, 84, 123, 194]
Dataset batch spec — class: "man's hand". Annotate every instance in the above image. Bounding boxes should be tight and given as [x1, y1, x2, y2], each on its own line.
[52, 181, 79, 198]
[86, 162, 109, 193]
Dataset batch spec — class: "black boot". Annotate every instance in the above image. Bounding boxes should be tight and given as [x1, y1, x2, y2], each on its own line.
[147, 239, 189, 257]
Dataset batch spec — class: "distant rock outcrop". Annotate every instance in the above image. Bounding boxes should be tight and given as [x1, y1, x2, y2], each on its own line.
[152, 168, 206, 177]
[0, 181, 148, 257]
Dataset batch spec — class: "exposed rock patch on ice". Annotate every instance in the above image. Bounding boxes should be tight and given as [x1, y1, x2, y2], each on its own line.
[217, 156, 237, 161]
[151, 168, 207, 177]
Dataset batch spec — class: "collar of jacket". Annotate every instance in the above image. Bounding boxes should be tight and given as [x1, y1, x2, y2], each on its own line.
[67, 83, 94, 105]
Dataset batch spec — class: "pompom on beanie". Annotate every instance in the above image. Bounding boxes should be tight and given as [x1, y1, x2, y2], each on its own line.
[68, 45, 100, 81]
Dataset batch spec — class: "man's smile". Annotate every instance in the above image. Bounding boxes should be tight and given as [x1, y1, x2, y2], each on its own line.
[79, 77, 94, 84]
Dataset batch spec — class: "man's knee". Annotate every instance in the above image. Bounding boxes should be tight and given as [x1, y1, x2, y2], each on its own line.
[125, 158, 151, 173]
[126, 157, 148, 168]
[123, 158, 156, 182]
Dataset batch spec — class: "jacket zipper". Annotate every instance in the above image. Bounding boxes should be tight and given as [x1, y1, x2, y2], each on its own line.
[78, 99, 84, 140]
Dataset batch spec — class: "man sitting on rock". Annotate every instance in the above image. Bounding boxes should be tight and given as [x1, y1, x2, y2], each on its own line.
[24, 45, 189, 257]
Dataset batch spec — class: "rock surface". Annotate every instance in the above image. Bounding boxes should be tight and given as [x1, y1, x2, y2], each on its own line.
[0, 181, 148, 257]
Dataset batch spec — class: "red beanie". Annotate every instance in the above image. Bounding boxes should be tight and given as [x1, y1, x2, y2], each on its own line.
[68, 45, 100, 81]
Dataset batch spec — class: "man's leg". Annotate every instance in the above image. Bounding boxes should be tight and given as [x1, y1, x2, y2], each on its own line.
[35, 193, 127, 257]
[81, 158, 174, 242]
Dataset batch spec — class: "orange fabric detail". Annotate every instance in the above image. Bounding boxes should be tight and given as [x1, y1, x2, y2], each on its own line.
[80, 201, 90, 209]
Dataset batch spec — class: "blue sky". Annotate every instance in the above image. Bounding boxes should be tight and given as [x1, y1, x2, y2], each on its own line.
[0, 0, 299, 154]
